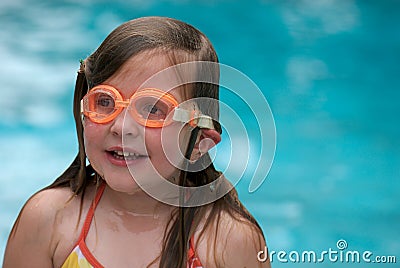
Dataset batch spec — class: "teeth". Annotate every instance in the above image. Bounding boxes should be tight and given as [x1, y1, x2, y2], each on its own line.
[114, 150, 140, 158]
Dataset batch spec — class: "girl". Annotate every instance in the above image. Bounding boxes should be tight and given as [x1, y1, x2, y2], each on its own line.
[3, 17, 271, 268]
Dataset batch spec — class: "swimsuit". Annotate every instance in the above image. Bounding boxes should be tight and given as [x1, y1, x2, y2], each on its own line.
[61, 183, 203, 268]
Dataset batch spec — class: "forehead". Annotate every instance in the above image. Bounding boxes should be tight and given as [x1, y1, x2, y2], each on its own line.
[104, 50, 192, 101]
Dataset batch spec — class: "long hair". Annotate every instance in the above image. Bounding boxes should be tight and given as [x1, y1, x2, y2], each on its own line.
[45, 17, 263, 267]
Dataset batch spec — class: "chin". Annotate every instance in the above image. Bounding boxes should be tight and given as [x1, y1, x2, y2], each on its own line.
[104, 176, 141, 194]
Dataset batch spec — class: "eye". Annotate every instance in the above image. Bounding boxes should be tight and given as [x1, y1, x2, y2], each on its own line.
[96, 93, 114, 108]
[134, 96, 172, 121]
[142, 103, 167, 119]
[145, 104, 162, 114]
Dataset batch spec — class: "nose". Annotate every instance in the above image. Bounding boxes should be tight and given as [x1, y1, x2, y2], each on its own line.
[109, 109, 141, 137]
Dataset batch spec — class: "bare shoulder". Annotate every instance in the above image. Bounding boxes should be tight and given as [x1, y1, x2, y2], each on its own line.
[3, 187, 84, 267]
[9, 186, 77, 240]
[197, 209, 271, 268]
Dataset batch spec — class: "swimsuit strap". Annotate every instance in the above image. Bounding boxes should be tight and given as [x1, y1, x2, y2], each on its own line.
[188, 235, 203, 267]
[77, 182, 106, 242]
[188, 237, 196, 259]
[71, 182, 203, 267]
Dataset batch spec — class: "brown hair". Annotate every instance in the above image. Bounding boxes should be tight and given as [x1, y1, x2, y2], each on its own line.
[45, 16, 263, 267]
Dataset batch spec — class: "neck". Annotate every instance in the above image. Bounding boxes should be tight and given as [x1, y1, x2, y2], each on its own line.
[102, 183, 176, 220]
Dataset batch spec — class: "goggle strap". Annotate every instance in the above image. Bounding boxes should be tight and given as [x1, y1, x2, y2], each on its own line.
[80, 99, 85, 122]
[172, 107, 190, 123]
[80, 99, 84, 114]
[196, 115, 215, 129]
[173, 107, 215, 129]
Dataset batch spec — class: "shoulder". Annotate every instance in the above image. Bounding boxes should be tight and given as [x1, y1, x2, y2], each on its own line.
[25, 186, 80, 224]
[196, 208, 271, 268]
[12, 187, 76, 238]
[216, 210, 270, 268]
[3, 186, 89, 267]
[6, 187, 77, 247]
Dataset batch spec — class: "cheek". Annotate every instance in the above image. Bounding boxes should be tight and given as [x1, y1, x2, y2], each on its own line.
[83, 122, 106, 167]
[156, 126, 191, 164]
[145, 125, 191, 176]
[84, 122, 100, 147]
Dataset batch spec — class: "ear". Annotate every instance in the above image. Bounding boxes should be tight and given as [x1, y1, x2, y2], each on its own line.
[190, 128, 221, 162]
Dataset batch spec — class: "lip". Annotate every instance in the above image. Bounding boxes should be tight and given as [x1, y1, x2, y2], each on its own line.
[105, 146, 148, 167]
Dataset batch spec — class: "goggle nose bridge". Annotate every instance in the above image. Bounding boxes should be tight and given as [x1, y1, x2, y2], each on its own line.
[115, 99, 131, 109]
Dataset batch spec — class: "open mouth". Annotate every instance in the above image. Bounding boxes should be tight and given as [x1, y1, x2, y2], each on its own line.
[108, 150, 147, 161]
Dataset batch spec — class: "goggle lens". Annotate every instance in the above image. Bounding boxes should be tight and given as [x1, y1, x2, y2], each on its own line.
[134, 97, 173, 121]
[82, 88, 120, 123]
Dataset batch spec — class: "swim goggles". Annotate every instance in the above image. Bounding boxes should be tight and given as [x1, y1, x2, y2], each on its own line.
[81, 85, 215, 129]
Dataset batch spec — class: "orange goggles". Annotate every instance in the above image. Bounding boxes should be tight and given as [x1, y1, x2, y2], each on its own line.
[81, 85, 215, 129]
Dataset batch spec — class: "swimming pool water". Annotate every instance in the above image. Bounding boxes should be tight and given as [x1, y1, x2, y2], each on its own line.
[1, 1, 399, 266]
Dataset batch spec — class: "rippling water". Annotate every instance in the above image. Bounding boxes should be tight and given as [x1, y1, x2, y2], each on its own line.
[1, 1, 399, 266]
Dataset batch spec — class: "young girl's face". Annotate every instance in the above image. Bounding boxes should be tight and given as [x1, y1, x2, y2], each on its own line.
[83, 51, 193, 195]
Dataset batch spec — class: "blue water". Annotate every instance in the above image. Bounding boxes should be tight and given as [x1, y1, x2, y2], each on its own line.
[1, 0, 399, 267]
